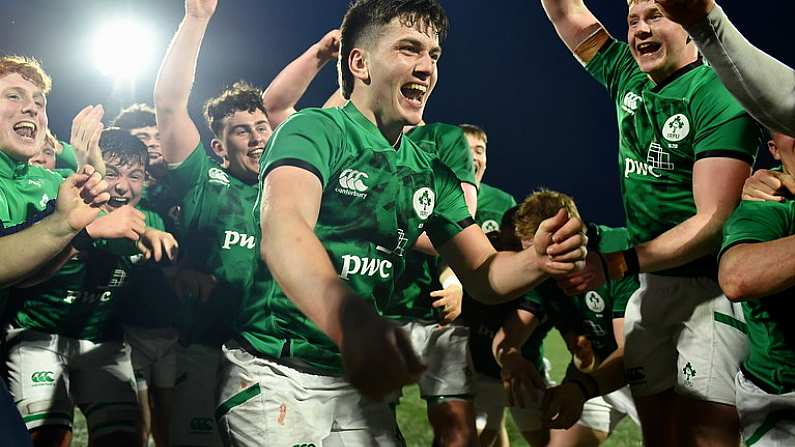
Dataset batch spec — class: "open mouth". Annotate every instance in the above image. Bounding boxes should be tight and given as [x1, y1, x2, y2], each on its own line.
[636, 42, 662, 56]
[107, 197, 130, 208]
[12, 121, 37, 143]
[400, 82, 428, 107]
[247, 147, 264, 160]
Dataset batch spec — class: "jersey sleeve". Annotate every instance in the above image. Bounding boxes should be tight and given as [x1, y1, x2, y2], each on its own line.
[691, 78, 762, 164]
[596, 225, 631, 253]
[719, 200, 792, 258]
[167, 142, 212, 200]
[585, 39, 639, 102]
[435, 126, 477, 186]
[260, 109, 343, 188]
[425, 161, 475, 248]
[609, 274, 639, 318]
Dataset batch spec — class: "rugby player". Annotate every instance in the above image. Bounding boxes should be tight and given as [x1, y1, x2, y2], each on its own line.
[214, 0, 586, 445]
[540, 0, 761, 444]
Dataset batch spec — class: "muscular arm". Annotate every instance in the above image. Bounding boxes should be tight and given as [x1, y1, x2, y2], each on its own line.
[261, 30, 340, 129]
[686, 5, 795, 136]
[635, 157, 750, 272]
[0, 216, 79, 287]
[719, 236, 795, 301]
[153, 2, 211, 165]
[539, 0, 609, 64]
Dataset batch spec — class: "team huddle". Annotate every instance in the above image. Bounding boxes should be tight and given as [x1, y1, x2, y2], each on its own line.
[1, 0, 794, 446]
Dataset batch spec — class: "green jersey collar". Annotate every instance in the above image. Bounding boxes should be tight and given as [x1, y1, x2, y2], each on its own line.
[0, 150, 31, 179]
[341, 101, 406, 150]
[650, 58, 704, 93]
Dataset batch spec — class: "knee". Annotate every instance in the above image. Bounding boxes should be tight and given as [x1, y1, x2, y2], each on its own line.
[429, 401, 477, 447]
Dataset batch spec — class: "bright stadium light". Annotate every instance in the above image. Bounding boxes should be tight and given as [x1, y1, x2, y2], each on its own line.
[91, 18, 156, 81]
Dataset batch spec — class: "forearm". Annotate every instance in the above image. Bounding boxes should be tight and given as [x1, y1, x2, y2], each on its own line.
[261, 216, 363, 346]
[588, 347, 625, 396]
[540, 0, 603, 55]
[0, 216, 79, 287]
[686, 5, 795, 136]
[154, 17, 209, 113]
[492, 311, 535, 366]
[262, 43, 332, 128]
[463, 250, 546, 304]
[719, 237, 795, 300]
[635, 211, 724, 272]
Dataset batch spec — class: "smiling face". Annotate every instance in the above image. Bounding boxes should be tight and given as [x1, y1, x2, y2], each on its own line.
[212, 109, 271, 183]
[627, 0, 697, 83]
[29, 138, 56, 170]
[0, 73, 48, 162]
[103, 154, 146, 211]
[465, 133, 487, 185]
[351, 17, 441, 137]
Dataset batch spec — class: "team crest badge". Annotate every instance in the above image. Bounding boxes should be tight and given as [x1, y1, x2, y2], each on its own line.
[481, 220, 499, 233]
[208, 167, 231, 186]
[413, 187, 435, 220]
[662, 114, 690, 142]
[585, 291, 605, 313]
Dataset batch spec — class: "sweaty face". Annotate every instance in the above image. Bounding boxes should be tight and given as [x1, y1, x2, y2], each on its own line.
[465, 133, 487, 185]
[0, 73, 48, 162]
[627, 1, 695, 82]
[28, 142, 56, 170]
[364, 18, 441, 131]
[770, 133, 795, 176]
[216, 109, 271, 183]
[102, 154, 146, 211]
[130, 126, 165, 178]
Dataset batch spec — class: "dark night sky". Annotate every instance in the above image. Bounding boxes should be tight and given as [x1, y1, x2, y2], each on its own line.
[1, 1, 792, 227]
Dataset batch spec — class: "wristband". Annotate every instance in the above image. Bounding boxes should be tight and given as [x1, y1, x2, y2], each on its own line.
[622, 247, 640, 276]
[585, 222, 601, 250]
[604, 247, 639, 279]
[441, 275, 462, 289]
[70, 228, 95, 251]
[596, 252, 611, 283]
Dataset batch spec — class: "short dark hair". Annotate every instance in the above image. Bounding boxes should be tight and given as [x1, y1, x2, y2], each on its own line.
[203, 81, 266, 137]
[112, 103, 156, 130]
[459, 123, 487, 144]
[99, 127, 148, 170]
[339, 0, 449, 99]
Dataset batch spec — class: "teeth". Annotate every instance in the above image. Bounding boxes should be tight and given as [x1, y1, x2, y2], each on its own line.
[403, 83, 427, 93]
[248, 149, 264, 157]
[13, 121, 36, 131]
[108, 197, 129, 206]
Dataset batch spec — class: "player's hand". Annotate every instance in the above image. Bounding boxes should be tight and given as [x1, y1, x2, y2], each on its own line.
[572, 336, 596, 372]
[533, 209, 587, 276]
[70, 105, 105, 169]
[86, 205, 146, 241]
[315, 29, 341, 61]
[500, 350, 546, 409]
[137, 228, 179, 262]
[340, 301, 425, 400]
[654, 0, 717, 27]
[556, 251, 606, 296]
[186, 0, 217, 19]
[430, 283, 463, 325]
[173, 267, 217, 302]
[542, 382, 587, 429]
[742, 169, 795, 202]
[53, 165, 110, 233]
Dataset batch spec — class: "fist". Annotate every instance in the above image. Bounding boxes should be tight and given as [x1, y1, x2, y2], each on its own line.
[654, 0, 717, 27]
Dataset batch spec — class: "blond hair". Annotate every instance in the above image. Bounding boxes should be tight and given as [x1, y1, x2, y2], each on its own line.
[0, 55, 51, 94]
[514, 188, 580, 240]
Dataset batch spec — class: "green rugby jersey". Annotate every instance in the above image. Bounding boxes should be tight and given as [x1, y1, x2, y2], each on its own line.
[10, 208, 164, 342]
[382, 123, 476, 322]
[720, 199, 795, 394]
[464, 280, 577, 380]
[586, 39, 761, 276]
[237, 102, 472, 376]
[573, 275, 638, 361]
[169, 144, 259, 346]
[475, 183, 517, 234]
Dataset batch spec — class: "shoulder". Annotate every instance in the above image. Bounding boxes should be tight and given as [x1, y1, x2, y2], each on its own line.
[480, 183, 516, 206]
[279, 107, 345, 133]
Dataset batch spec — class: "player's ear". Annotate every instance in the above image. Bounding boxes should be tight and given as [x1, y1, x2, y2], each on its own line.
[768, 140, 781, 161]
[210, 138, 229, 167]
[348, 48, 370, 84]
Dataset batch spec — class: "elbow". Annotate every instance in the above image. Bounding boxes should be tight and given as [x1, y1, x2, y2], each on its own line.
[718, 261, 749, 302]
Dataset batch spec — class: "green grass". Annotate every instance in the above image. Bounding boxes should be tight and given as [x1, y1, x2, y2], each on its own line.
[71, 330, 641, 446]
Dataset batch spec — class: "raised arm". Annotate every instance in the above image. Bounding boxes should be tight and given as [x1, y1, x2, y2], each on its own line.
[261, 30, 340, 128]
[540, 0, 608, 64]
[260, 166, 423, 399]
[154, 0, 216, 164]
[657, 1, 795, 135]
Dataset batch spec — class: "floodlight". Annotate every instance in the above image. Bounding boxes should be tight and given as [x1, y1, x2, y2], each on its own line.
[91, 18, 156, 81]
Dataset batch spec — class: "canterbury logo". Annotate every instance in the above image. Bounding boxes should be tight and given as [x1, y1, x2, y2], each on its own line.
[31, 371, 55, 383]
[335, 169, 368, 199]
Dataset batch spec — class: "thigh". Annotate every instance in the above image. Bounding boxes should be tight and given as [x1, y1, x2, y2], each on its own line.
[473, 376, 508, 431]
[71, 340, 139, 438]
[171, 344, 222, 447]
[5, 328, 73, 431]
[676, 280, 748, 406]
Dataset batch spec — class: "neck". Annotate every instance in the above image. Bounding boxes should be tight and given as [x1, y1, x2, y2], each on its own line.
[350, 91, 405, 147]
[648, 52, 699, 84]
